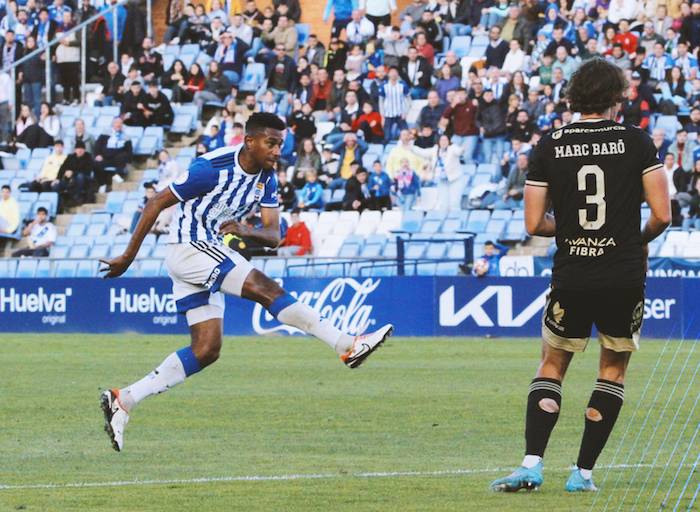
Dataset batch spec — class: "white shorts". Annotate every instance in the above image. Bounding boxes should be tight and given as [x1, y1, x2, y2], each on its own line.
[164, 241, 255, 325]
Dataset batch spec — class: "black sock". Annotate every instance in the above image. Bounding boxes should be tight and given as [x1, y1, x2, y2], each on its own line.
[576, 379, 625, 470]
[525, 378, 562, 458]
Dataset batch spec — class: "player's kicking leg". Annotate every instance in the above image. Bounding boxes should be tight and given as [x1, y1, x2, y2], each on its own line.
[490, 340, 574, 492]
[102, 247, 392, 451]
[566, 345, 630, 492]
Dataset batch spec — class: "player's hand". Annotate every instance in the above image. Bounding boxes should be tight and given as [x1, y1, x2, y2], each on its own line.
[219, 219, 251, 238]
[99, 254, 134, 279]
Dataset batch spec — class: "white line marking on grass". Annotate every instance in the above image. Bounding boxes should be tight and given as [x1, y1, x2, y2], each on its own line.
[0, 463, 678, 491]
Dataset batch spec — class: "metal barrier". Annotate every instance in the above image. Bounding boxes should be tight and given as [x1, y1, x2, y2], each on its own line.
[4, 0, 152, 128]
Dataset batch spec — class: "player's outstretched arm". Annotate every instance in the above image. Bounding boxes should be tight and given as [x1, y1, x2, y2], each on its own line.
[219, 206, 281, 248]
[641, 168, 671, 244]
[99, 188, 180, 278]
[524, 184, 556, 237]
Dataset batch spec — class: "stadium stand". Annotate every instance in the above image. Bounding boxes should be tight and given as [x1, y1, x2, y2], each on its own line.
[0, 0, 699, 278]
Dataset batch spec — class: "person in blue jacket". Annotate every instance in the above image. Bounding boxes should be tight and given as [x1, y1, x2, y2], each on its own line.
[298, 169, 324, 210]
[323, 0, 357, 38]
[368, 160, 392, 210]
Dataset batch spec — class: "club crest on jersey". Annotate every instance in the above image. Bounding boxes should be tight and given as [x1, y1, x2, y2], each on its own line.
[551, 129, 563, 140]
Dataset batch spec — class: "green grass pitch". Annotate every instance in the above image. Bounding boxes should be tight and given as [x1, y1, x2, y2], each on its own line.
[1, 335, 699, 511]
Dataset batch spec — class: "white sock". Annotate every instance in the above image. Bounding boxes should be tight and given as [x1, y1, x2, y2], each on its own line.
[521, 455, 542, 468]
[580, 468, 593, 480]
[120, 352, 187, 411]
[276, 301, 354, 354]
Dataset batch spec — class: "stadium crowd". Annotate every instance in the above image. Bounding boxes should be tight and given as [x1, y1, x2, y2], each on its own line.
[1, 0, 700, 258]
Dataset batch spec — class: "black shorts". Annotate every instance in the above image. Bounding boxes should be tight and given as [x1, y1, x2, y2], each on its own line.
[542, 287, 645, 353]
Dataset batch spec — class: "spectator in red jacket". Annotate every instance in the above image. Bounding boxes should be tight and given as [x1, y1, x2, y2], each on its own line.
[278, 208, 312, 256]
[621, 86, 650, 130]
[352, 101, 384, 143]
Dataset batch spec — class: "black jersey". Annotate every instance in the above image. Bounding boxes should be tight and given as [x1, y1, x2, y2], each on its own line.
[527, 119, 662, 290]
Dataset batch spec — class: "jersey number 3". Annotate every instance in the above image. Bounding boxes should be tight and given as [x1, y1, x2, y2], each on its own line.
[577, 165, 606, 230]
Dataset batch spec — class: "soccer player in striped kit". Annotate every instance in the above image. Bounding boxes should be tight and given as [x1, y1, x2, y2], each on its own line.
[99, 113, 393, 452]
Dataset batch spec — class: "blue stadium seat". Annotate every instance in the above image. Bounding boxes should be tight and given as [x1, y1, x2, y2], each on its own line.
[447, 243, 464, 259]
[654, 115, 681, 140]
[139, 259, 162, 277]
[421, 219, 442, 234]
[490, 209, 513, 221]
[405, 242, 427, 259]
[359, 243, 381, 258]
[110, 243, 128, 257]
[27, 159, 44, 172]
[339, 243, 360, 257]
[416, 262, 437, 276]
[35, 260, 51, 278]
[95, 115, 114, 131]
[50, 245, 70, 258]
[105, 191, 127, 214]
[441, 218, 460, 233]
[136, 135, 159, 156]
[76, 260, 98, 278]
[91, 212, 112, 225]
[287, 258, 309, 277]
[66, 223, 86, 237]
[369, 264, 396, 276]
[69, 245, 91, 258]
[296, 23, 310, 46]
[471, 173, 492, 187]
[501, 220, 527, 242]
[2, 157, 20, 170]
[0, 259, 17, 277]
[142, 234, 157, 249]
[436, 261, 460, 275]
[144, 126, 164, 147]
[471, 34, 489, 47]
[150, 244, 168, 258]
[178, 146, 197, 158]
[73, 235, 95, 247]
[90, 244, 110, 258]
[400, 210, 423, 233]
[512, 209, 524, 220]
[16, 259, 38, 278]
[426, 243, 447, 259]
[264, 258, 286, 278]
[180, 43, 200, 55]
[171, 114, 193, 134]
[465, 210, 491, 233]
[450, 35, 471, 58]
[467, 46, 486, 58]
[32, 147, 51, 159]
[485, 219, 506, 237]
[142, 168, 160, 182]
[86, 223, 106, 237]
[53, 260, 78, 278]
[239, 63, 266, 92]
[425, 210, 448, 221]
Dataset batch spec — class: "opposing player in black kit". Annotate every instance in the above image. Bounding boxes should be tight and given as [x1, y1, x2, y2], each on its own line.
[491, 59, 671, 493]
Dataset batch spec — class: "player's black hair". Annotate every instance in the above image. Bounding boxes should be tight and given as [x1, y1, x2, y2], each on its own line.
[1, 184, 10, 190]
[37, 206, 48, 214]
[245, 113, 286, 135]
[291, 207, 301, 214]
[566, 58, 628, 114]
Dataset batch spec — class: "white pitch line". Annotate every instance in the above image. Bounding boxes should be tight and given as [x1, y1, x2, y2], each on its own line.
[0, 463, 676, 492]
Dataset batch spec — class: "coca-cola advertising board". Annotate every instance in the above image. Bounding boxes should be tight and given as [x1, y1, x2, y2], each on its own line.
[0, 277, 695, 339]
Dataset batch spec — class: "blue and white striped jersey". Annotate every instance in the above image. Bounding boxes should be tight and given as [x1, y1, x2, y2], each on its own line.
[168, 144, 279, 243]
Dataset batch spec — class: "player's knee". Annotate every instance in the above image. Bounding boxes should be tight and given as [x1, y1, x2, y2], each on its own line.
[586, 407, 603, 422]
[538, 398, 560, 413]
[242, 269, 285, 308]
[193, 341, 221, 367]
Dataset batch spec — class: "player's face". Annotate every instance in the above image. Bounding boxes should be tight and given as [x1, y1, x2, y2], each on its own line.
[248, 129, 284, 169]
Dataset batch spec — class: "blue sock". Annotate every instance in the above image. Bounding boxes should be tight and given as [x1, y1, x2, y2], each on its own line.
[268, 293, 298, 319]
[176, 346, 202, 377]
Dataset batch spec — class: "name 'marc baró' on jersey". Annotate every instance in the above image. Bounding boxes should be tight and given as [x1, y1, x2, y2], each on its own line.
[526, 119, 662, 290]
[168, 144, 279, 244]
